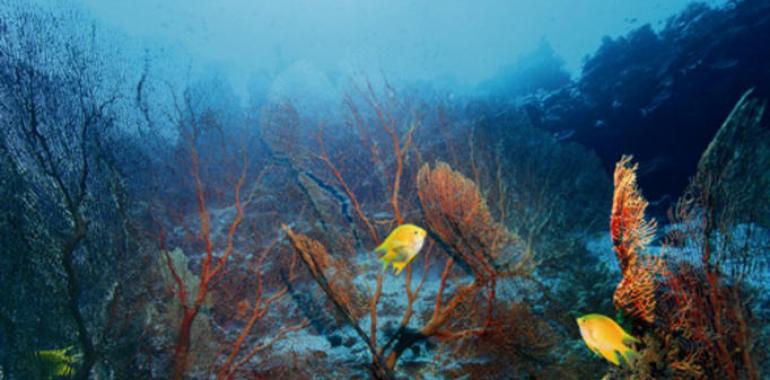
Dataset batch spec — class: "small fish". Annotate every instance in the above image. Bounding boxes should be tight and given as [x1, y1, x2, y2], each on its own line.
[34, 346, 78, 377]
[376, 224, 427, 275]
[576, 313, 639, 367]
[553, 129, 575, 141]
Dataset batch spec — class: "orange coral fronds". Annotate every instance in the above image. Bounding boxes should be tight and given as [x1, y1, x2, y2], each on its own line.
[416, 161, 512, 278]
[613, 255, 666, 324]
[610, 156, 662, 323]
[671, 352, 705, 379]
[283, 226, 394, 379]
[611, 155, 657, 274]
[282, 227, 367, 321]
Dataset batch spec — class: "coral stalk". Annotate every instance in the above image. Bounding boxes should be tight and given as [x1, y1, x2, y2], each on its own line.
[169, 132, 247, 380]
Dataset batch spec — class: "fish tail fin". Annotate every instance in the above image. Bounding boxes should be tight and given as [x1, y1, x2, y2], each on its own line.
[375, 242, 388, 254]
[380, 254, 390, 271]
[621, 333, 640, 367]
[621, 346, 638, 368]
[393, 262, 406, 275]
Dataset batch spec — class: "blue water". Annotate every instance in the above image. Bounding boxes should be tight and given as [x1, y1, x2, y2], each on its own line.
[1, 0, 768, 378]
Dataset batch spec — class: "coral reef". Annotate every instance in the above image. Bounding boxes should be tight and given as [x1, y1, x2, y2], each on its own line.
[1, 1, 769, 378]
[416, 161, 518, 272]
[610, 156, 662, 324]
[606, 91, 766, 379]
[272, 81, 556, 379]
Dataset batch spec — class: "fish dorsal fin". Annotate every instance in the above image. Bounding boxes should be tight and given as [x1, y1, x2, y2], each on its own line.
[622, 335, 640, 346]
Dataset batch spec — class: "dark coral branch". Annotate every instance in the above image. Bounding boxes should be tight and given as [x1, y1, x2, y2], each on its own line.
[283, 226, 395, 380]
[216, 236, 294, 380]
[316, 129, 379, 243]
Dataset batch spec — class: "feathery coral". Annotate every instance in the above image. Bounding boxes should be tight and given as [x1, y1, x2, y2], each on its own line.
[283, 225, 393, 379]
[613, 255, 666, 324]
[610, 156, 657, 274]
[416, 161, 515, 278]
[610, 155, 661, 324]
[608, 95, 763, 380]
[282, 227, 367, 321]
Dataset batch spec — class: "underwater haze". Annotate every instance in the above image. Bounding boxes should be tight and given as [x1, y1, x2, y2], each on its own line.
[1, 0, 770, 379]
[72, 0, 725, 95]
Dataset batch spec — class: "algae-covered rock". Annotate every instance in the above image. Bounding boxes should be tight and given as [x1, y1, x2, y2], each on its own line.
[695, 89, 770, 228]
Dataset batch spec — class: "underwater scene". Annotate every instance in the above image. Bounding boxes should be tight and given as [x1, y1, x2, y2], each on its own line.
[1, 0, 770, 379]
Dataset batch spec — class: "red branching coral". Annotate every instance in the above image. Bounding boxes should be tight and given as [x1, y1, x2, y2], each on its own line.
[412, 161, 536, 366]
[609, 130, 760, 379]
[283, 226, 394, 379]
[450, 302, 557, 379]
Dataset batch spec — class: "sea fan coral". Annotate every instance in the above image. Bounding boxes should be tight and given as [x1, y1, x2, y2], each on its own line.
[282, 227, 367, 322]
[610, 156, 657, 274]
[613, 255, 666, 325]
[416, 161, 518, 278]
[608, 92, 764, 380]
[451, 302, 558, 379]
[610, 155, 661, 324]
[653, 90, 765, 380]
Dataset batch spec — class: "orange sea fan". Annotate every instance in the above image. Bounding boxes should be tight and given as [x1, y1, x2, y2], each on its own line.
[613, 255, 666, 324]
[671, 352, 706, 379]
[282, 227, 367, 321]
[416, 161, 514, 277]
[611, 155, 658, 274]
[610, 155, 662, 323]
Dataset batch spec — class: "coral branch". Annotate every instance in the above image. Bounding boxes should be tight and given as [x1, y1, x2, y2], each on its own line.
[610, 155, 657, 274]
[227, 321, 309, 379]
[208, 161, 248, 280]
[416, 161, 511, 279]
[610, 155, 661, 324]
[283, 226, 394, 380]
[164, 250, 189, 309]
[170, 111, 249, 380]
[316, 129, 379, 243]
[215, 237, 292, 380]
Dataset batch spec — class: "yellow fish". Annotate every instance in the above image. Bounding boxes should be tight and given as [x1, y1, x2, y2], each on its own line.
[376, 224, 427, 275]
[577, 313, 639, 367]
[34, 346, 78, 377]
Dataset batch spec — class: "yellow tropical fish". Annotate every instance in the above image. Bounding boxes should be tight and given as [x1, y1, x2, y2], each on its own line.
[34, 346, 78, 377]
[376, 224, 427, 275]
[576, 313, 639, 367]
